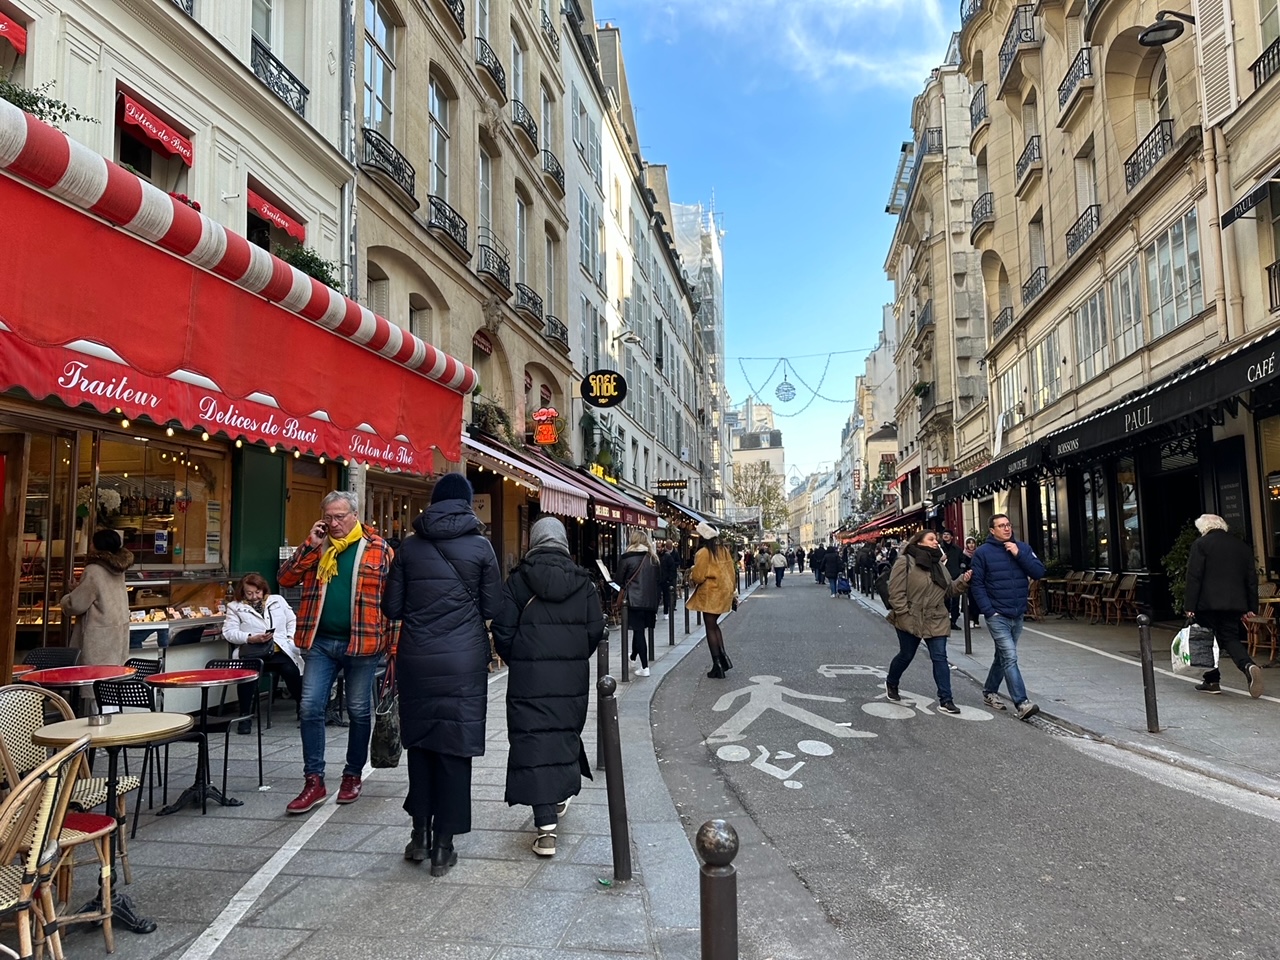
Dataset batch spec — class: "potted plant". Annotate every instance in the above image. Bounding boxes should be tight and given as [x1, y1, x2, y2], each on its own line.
[1161, 522, 1199, 614]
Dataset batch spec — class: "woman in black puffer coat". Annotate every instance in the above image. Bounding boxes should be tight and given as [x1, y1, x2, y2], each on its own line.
[491, 517, 605, 858]
[616, 529, 660, 675]
[382, 473, 503, 877]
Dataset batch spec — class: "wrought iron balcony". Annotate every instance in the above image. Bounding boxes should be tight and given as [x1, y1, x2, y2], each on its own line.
[542, 9, 560, 55]
[1058, 46, 1093, 109]
[922, 127, 943, 154]
[511, 100, 538, 146]
[960, 0, 984, 29]
[1085, 0, 1105, 15]
[998, 6, 1037, 83]
[992, 306, 1014, 339]
[514, 282, 544, 320]
[361, 127, 416, 203]
[475, 38, 507, 98]
[1066, 205, 1100, 257]
[971, 192, 994, 240]
[427, 195, 468, 251]
[1124, 119, 1174, 192]
[1252, 35, 1280, 89]
[441, 0, 465, 36]
[171, 0, 193, 14]
[1021, 265, 1047, 305]
[542, 149, 565, 192]
[915, 300, 934, 336]
[1016, 135, 1042, 185]
[476, 228, 511, 292]
[970, 84, 988, 133]
[544, 314, 570, 351]
[1269, 259, 1280, 313]
[251, 37, 309, 117]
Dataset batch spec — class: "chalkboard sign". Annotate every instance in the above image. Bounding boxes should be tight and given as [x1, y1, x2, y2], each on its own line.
[1212, 435, 1251, 541]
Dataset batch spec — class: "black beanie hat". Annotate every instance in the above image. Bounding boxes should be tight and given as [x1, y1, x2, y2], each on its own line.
[431, 472, 474, 505]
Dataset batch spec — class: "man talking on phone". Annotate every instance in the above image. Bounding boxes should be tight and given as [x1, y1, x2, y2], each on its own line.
[278, 490, 394, 813]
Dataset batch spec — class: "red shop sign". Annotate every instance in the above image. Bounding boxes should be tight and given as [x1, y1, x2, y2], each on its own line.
[121, 95, 193, 166]
[0, 13, 27, 56]
[247, 188, 306, 242]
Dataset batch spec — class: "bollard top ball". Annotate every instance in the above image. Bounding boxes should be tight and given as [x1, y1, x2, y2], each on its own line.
[696, 819, 739, 867]
[598, 675, 617, 697]
[1137, 614, 1151, 626]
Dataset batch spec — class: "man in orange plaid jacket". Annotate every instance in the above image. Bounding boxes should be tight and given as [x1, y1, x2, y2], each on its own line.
[278, 490, 393, 814]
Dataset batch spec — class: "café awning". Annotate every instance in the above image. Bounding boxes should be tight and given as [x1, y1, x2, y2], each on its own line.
[120, 95, 192, 165]
[570, 466, 660, 529]
[248, 187, 306, 241]
[931, 442, 1045, 503]
[462, 434, 589, 519]
[1221, 158, 1280, 229]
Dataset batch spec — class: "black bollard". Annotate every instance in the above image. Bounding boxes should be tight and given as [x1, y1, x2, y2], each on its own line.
[649, 623, 656, 663]
[598, 675, 632, 882]
[620, 604, 630, 682]
[596, 634, 608, 771]
[697, 819, 739, 960]
[962, 592, 972, 656]
[669, 600, 676, 646]
[685, 580, 692, 635]
[1137, 614, 1160, 733]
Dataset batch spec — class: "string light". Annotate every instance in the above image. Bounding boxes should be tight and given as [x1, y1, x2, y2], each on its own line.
[120, 418, 130, 428]
[269, 445, 277, 453]
[201, 431, 210, 441]
[235, 439, 243, 448]
[319, 456, 326, 464]
[166, 427, 175, 437]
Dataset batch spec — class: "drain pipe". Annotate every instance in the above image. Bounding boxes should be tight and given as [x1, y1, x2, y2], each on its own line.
[1215, 125, 1244, 342]
[340, 0, 359, 299]
[1201, 126, 1232, 344]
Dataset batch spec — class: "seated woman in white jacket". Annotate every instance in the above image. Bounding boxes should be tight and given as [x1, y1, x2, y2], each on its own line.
[222, 573, 302, 733]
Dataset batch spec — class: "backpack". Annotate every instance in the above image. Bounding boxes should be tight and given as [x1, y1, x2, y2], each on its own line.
[874, 566, 892, 608]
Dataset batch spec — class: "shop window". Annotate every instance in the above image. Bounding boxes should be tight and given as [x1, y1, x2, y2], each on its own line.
[1082, 466, 1108, 569]
[1260, 417, 1280, 568]
[1144, 206, 1204, 338]
[1038, 478, 1060, 562]
[1117, 457, 1142, 570]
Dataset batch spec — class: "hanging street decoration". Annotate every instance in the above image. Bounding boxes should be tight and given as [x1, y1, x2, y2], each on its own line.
[775, 379, 796, 403]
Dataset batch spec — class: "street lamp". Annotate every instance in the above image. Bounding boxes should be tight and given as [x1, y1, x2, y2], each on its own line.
[611, 329, 642, 346]
[1138, 10, 1196, 47]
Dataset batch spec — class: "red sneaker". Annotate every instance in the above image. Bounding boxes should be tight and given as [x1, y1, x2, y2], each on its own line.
[336, 774, 363, 804]
[286, 774, 327, 814]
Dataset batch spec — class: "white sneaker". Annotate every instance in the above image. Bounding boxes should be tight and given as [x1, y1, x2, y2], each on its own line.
[532, 828, 556, 857]
[636, 666, 650, 677]
[555, 796, 573, 818]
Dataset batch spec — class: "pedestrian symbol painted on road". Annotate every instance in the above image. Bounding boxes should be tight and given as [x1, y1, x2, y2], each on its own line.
[716, 740, 834, 789]
[704, 675, 877, 744]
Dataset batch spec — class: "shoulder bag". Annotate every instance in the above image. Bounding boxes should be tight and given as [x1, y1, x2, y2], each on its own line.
[240, 603, 279, 660]
[613, 555, 647, 617]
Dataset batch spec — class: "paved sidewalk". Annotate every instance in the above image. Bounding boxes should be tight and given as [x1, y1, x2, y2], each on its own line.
[852, 590, 1280, 797]
[32, 607, 714, 960]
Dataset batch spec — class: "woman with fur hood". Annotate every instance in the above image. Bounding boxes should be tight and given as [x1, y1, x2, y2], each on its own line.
[61, 528, 133, 665]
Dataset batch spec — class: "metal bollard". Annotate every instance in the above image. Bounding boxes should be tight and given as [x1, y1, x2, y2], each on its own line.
[669, 600, 676, 646]
[598, 675, 632, 882]
[649, 623, 656, 663]
[697, 819, 739, 960]
[1137, 614, 1160, 733]
[685, 581, 692, 635]
[596, 635, 608, 771]
[962, 592, 972, 656]
[620, 604, 630, 683]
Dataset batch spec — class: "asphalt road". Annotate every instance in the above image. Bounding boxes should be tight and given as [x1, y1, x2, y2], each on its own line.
[653, 573, 1280, 960]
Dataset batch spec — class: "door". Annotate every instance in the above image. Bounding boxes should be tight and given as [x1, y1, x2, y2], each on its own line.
[0, 433, 31, 679]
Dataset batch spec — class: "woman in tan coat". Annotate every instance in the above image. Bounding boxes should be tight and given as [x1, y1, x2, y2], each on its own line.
[686, 522, 738, 679]
[885, 529, 970, 713]
[61, 529, 133, 666]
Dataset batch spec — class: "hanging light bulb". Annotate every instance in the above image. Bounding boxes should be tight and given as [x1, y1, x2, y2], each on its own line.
[166, 426, 175, 437]
[201, 431, 210, 442]
[235, 439, 243, 448]
[121, 418, 130, 429]
[293, 450, 301, 459]
[318, 456, 326, 464]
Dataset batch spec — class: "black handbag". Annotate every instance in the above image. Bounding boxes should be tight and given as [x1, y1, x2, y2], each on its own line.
[240, 603, 278, 660]
[371, 659, 402, 769]
[1187, 622, 1218, 669]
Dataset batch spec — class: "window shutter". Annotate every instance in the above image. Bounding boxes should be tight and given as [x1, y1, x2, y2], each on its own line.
[1133, 97, 1153, 140]
[1074, 154, 1096, 212]
[1066, 17, 1082, 52]
[410, 307, 431, 340]
[1029, 220, 1045, 268]
[571, 86, 580, 145]
[367, 278, 390, 317]
[1194, 0, 1238, 125]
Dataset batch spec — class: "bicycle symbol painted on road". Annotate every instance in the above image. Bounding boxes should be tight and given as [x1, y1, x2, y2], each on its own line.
[715, 740, 834, 789]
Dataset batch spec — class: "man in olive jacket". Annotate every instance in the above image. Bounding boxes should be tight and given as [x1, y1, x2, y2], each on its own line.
[1184, 513, 1263, 697]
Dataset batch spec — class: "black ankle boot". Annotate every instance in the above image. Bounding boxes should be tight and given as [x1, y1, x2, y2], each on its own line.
[430, 831, 457, 877]
[720, 653, 733, 671]
[405, 817, 428, 863]
[707, 659, 726, 679]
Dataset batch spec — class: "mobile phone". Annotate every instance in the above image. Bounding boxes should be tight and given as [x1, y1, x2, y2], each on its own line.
[264, 629, 275, 637]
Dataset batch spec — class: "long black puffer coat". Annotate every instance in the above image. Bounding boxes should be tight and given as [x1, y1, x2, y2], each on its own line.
[382, 501, 503, 757]
[617, 547, 660, 610]
[490, 548, 605, 806]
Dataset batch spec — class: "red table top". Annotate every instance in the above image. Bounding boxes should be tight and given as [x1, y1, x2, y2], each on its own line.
[146, 668, 258, 688]
[11, 664, 34, 677]
[23, 665, 137, 686]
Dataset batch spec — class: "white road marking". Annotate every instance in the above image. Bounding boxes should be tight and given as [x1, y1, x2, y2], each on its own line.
[704, 675, 876, 743]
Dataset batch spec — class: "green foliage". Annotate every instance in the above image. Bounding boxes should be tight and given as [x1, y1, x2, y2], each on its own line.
[730, 461, 788, 533]
[1161, 522, 1200, 613]
[1043, 556, 1071, 578]
[274, 244, 341, 290]
[0, 78, 99, 130]
[471, 400, 516, 445]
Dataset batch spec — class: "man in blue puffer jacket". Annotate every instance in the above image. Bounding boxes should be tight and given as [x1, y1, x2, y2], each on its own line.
[969, 513, 1047, 720]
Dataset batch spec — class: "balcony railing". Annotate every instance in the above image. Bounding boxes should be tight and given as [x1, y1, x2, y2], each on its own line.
[514, 282, 544, 320]
[999, 6, 1037, 82]
[916, 300, 934, 336]
[544, 314, 570, 351]
[971, 192, 995, 236]
[1124, 119, 1174, 192]
[993, 306, 1014, 338]
[1085, 0, 1105, 15]
[922, 127, 943, 154]
[961, 0, 984, 29]
[1059, 46, 1093, 109]
[542, 9, 560, 55]
[511, 99, 538, 145]
[443, 0, 465, 36]
[427, 195, 468, 251]
[476, 228, 511, 291]
[1021, 265, 1048, 305]
[1066, 204, 1100, 257]
[251, 37, 309, 117]
[970, 84, 988, 132]
[171, 0, 193, 14]
[1016, 135, 1042, 184]
[475, 38, 507, 98]
[1269, 259, 1280, 313]
[542, 149, 565, 192]
[361, 127, 416, 201]
[1252, 36, 1280, 89]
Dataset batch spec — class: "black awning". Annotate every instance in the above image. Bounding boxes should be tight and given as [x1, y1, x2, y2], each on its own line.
[933, 442, 1044, 503]
[1046, 326, 1280, 463]
[1222, 159, 1280, 229]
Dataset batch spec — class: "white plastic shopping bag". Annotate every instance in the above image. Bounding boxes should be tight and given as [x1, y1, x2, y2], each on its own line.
[1171, 623, 1219, 675]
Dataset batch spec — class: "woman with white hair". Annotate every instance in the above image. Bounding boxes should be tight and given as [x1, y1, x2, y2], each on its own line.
[616, 529, 660, 677]
[1184, 513, 1263, 698]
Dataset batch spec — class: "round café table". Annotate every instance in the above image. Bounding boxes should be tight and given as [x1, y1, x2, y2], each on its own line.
[34, 712, 194, 935]
[146, 668, 259, 815]
[11, 663, 34, 678]
[23, 664, 136, 714]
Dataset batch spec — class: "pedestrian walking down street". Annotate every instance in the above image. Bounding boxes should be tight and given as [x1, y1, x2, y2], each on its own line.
[963, 537, 981, 625]
[771, 548, 787, 587]
[786, 547, 796, 572]
[939, 530, 966, 631]
[1184, 513, 1264, 698]
[755, 547, 771, 588]
[743, 547, 755, 586]
[812, 544, 827, 584]
[822, 547, 843, 597]
[885, 530, 971, 714]
[490, 517, 605, 858]
[687, 521, 738, 678]
[969, 514, 1047, 720]
[381, 473, 503, 876]
[796, 547, 806, 573]
[222, 573, 303, 735]
[278, 491, 394, 814]
[658, 540, 679, 620]
[617, 530, 661, 677]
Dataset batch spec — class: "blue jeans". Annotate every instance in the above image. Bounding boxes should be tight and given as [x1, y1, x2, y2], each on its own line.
[888, 629, 952, 701]
[828, 576, 838, 596]
[983, 614, 1028, 704]
[774, 568, 784, 587]
[300, 635, 379, 779]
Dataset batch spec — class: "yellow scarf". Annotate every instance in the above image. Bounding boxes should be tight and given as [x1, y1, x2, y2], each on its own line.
[317, 522, 364, 584]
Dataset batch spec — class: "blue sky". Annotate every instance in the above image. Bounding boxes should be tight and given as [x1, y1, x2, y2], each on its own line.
[597, 0, 957, 482]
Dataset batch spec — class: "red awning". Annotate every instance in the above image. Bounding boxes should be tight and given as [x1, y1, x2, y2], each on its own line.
[0, 172, 461, 464]
[0, 13, 26, 55]
[121, 95, 192, 166]
[568, 464, 660, 529]
[248, 188, 305, 242]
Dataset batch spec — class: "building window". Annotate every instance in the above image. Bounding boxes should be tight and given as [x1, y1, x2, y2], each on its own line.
[253, 0, 274, 44]
[578, 188, 592, 269]
[1029, 327, 1063, 412]
[1073, 286, 1109, 383]
[511, 35, 524, 103]
[540, 86, 553, 151]
[515, 195, 528, 283]
[477, 145, 492, 237]
[579, 294, 590, 372]
[1265, 0, 1280, 47]
[363, 0, 396, 137]
[1144, 206, 1203, 337]
[545, 234, 556, 314]
[1110, 258, 1145, 361]
[997, 363, 1022, 428]
[428, 77, 450, 198]
[116, 94, 190, 193]
[475, 0, 489, 40]
[1082, 466, 1109, 569]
